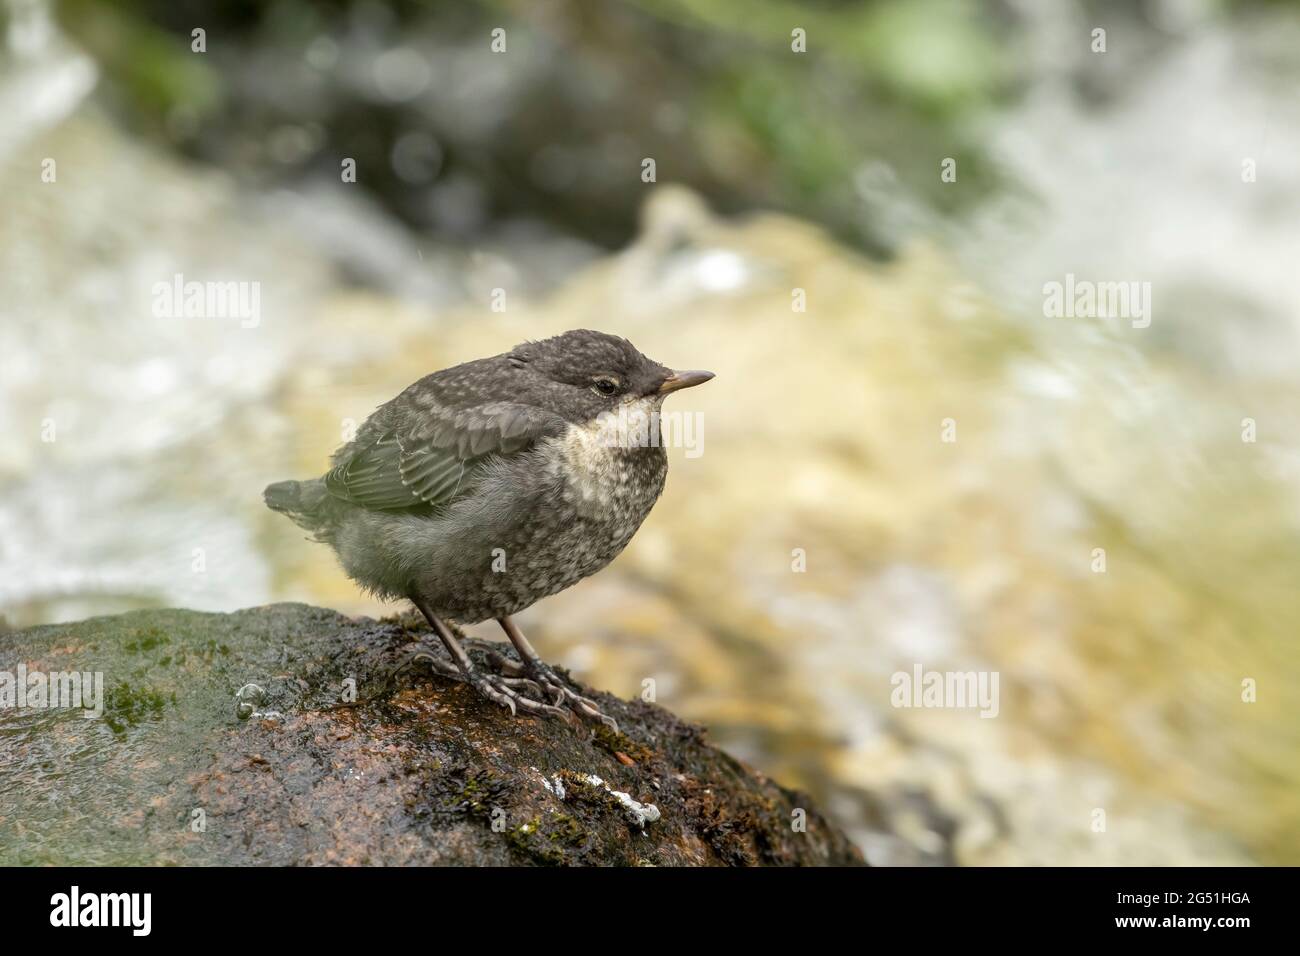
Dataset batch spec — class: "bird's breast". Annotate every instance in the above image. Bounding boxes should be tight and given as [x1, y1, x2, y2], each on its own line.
[421, 406, 670, 620]
[545, 403, 668, 518]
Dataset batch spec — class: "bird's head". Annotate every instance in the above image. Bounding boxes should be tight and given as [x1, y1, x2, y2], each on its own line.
[508, 329, 713, 422]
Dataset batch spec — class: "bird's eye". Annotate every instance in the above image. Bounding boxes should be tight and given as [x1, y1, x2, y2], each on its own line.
[592, 377, 619, 396]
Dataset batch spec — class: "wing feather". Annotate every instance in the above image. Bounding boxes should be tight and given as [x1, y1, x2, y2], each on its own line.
[324, 400, 564, 512]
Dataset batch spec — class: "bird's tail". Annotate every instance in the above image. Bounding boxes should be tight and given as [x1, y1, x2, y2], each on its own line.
[263, 478, 314, 513]
[263, 478, 335, 536]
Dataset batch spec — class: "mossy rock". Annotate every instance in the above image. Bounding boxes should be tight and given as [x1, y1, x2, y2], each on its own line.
[0, 604, 862, 866]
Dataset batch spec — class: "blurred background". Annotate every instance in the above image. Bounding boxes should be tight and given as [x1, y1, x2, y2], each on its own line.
[2, 0, 1298, 865]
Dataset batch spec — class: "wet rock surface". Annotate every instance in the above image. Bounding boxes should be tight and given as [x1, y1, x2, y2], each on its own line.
[0, 603, 863, 866]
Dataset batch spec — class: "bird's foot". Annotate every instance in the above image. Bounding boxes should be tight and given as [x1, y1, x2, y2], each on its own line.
[489, 650, 618, 734]
[401, 602, 618, 732]
[399, 643, 462, 681]
[469, 670, 575, 723]
[404, 646, 571, 723]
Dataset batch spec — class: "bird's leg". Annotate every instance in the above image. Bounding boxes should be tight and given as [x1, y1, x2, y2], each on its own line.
[498, 616, 619, 733]
[408, 596, 566, 721]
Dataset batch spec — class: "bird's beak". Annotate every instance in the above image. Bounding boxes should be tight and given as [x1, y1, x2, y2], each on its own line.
[658, 369, 715, 394]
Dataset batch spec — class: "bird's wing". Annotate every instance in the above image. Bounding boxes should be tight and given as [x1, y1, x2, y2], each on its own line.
[324, 401, 566, 511]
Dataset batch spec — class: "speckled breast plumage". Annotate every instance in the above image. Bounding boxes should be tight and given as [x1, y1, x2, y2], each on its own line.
[437, 432, 669, 623]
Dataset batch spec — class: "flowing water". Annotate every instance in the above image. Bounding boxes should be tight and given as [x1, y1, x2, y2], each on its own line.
[2, 0, 1297, 864]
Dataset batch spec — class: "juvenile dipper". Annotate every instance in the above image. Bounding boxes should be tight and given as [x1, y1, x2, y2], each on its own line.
[264, 329, 713, 730]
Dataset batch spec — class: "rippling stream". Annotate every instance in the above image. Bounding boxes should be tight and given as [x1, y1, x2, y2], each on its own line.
[3, 0, 1297, 864]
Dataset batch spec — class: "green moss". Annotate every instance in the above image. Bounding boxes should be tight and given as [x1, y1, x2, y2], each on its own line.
[682, 776, 764, 866]
[554, 770, 603, 806]
[504, 815, 564, 865]
[503, 811, 593, 866]
[123, 627, 169, 653]
[103, 682, 174, 735]
[591, 722, 654, 764]
[545, 813, 586, 847]
[427, 766, 512, 822]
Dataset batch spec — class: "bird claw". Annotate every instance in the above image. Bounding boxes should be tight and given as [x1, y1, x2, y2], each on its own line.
[475, 673, 576, 723]
[485, 649, 527, 678]
[499, 692, 517, 717]
[516, 659, 620, 736]
[404, 638, 616, 732]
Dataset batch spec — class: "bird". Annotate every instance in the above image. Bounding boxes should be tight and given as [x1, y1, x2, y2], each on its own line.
[263, 329, 713, 731]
